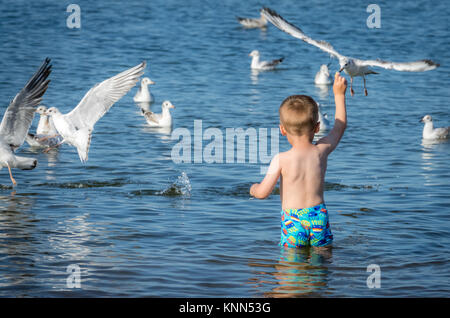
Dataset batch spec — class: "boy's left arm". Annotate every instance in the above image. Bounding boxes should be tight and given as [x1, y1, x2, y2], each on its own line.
[250, 154, 281, 199]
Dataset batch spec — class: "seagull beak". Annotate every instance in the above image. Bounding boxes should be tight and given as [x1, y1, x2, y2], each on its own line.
[171, 104, 175, 109]
[339, 67, 344, 73]
[419, 118, 424, 123]
[150, 81, 155, 85]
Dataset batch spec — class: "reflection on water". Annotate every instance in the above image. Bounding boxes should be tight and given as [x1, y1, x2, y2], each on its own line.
[0, 192, 37, 289]
[142, 126, 173, 139]
[314, 84, 332, 101]
[135, 102, 152, 112]
[250, 70, 260, 85]
[47, 213, 95, 261]
[249, 247, 332, 297]
[421, 138, 448, 150]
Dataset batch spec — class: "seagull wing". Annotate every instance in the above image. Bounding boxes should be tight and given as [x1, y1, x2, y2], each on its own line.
[263, 57, 284, 69]
[63, 61, 146, 130]
[0, 58, 52, 150]
[261, 7, 344, 60]
[435, 127, 449, 139]
[358, 59, 439, 72]
[143, 111, 161, 124]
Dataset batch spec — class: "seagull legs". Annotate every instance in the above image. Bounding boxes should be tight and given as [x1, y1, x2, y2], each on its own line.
[38, 134, 59, 142]
[6, 163, 17, 187]
[42, 139, 65, 153]
[350, 77, 355, 96]
[363, 76, 368, 96]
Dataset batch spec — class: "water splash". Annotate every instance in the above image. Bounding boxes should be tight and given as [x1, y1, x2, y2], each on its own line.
[159, 172, 191, 197]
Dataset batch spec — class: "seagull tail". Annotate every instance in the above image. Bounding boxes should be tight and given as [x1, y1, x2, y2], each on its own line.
[74, 128, 92, 163]
[12, 155, 37, 170]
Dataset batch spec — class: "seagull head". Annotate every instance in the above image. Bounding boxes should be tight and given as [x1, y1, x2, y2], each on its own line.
[420, 115, 432, 123]
[319, 64, 330, 76]
[162, 100, 175, 110]
[142, 77, 155, 85]
[45, 107, 60, 116]
[249, 50, 260, 58]
[35, 105, 48, 115]
[339, 58, 353, 72]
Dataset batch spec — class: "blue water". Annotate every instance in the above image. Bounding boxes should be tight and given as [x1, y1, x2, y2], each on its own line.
[0, 0, 449, 297]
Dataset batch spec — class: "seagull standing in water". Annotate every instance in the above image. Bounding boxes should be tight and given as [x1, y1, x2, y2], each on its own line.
[133, 77, 155, 103]
[236, 12, 268, 29]
[261, 8, 440, 96]
[420, 115, 449, 140]
[314, 64, 333, 85]
[46, 61, 146, 163]
[249, 50, 284, 71]
[25, 105, 62, 148]
[0, 58, 52, 186]
[141, 100, 175, 128]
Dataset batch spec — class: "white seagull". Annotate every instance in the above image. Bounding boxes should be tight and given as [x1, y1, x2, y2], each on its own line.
[46, 61, 146, 163]
[141, 100, 175, 128]
[25, 105, 62, 148]
[133, 77, 155, 103]
[261, 7, 440, 96]
[236, 12, 268, 29]
[249, 50, 284, 71]
[420, 115, 448, 140]
[314, 64, 333, 85]
[0, 58, 52, 186]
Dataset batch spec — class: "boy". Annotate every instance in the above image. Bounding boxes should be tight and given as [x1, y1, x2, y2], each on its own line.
[250, 72, 347, 248]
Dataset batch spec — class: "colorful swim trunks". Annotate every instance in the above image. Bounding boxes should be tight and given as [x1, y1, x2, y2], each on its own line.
[280, 203, 333, 248]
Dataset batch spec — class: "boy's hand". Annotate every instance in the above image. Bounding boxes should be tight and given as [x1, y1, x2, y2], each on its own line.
[250, 183, 258, 197]
[333, 72, 347, 96]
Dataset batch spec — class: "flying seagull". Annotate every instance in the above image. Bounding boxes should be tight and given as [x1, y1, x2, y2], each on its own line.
[249, 50, 284, 71]
[261, 7, 440, 96]
[236, 12, 268, 29]
[46, 61, 146, 163]
[0, 58, 52, 186]
[420, 115, 448, 140]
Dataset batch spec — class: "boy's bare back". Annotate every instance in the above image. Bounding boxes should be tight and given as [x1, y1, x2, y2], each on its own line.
[250, 72, 348, 210]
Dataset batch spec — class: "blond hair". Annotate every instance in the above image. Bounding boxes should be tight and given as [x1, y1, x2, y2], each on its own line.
[279, 95, 319, 136]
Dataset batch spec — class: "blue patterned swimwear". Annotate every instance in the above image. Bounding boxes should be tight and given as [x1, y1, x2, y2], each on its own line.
[280, 203, 333, 248]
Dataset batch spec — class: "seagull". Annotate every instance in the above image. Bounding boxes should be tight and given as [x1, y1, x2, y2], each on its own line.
[25, 105, 62, 148]
[133, 77, 155, 103]
[46, 61, 146, 163]
[249, 50, 284, 71]
[236, 12, 268, 29]
[261, 7, 440, 96]
[317, 103, 330, 132]
[0, 58, 52, 186]
[420, 115, 448, 140]
[314, 64, 333, 85]
[141, 100, 175, 128]
[35, 105, 57, 135]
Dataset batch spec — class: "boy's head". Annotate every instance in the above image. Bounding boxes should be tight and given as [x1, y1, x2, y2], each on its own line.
[279, 95, 319, 136]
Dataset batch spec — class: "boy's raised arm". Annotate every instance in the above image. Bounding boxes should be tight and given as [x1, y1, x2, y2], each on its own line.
[317, 72, 347, 154]
[250, 153, 281, 199]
